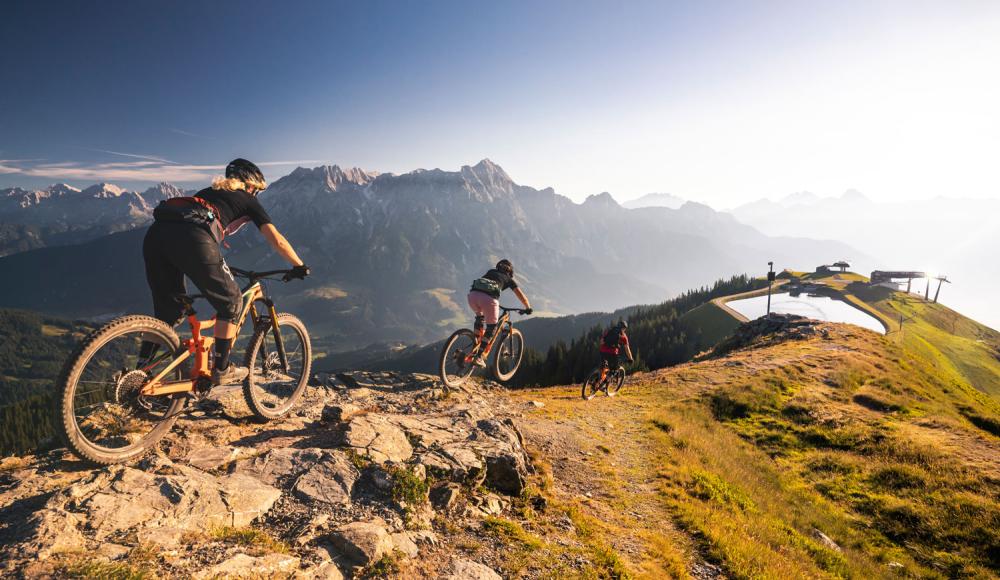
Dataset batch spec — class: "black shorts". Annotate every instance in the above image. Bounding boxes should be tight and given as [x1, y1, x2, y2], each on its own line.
[600, 352, 620, 370]
[143, 221, 242, 324]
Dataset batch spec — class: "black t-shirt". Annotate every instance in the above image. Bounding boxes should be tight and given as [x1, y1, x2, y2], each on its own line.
[195, 187, 272, 231]
[482, 268, 518, 292]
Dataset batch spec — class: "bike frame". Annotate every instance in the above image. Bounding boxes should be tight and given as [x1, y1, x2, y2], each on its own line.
[140, 280, 285, 396]
[467, 310, 514, 363]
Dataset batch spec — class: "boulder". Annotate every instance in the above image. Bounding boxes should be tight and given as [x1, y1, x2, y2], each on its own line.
[25, 509, 86, 558]
[236, 447, 325, 486]
[444, 559, 503, 580]
[322, 403, 362, 423]
[342, 415, 413, 463]
[391, 531, 420, 558]
[52, 462, 281, 540]
[430, 483, 462, 512]
[293, 452, 359, 506]
[485, 453, 528, 495]
[194, 553, 300, 579]
[328, 519, 394, 566]
[476, 419, 531, 494]
[137, 526, 187, 549]
[312, 561, 347, 579]
[185, 445, 240, 471]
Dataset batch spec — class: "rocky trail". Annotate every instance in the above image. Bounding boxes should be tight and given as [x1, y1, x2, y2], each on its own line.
[0, 373, 537, 579]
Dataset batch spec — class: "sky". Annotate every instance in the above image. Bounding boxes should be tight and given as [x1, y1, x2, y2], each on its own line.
[1, 0, 999, 206]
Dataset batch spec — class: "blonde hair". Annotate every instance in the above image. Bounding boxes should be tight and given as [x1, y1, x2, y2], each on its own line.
[211, 175, 267, 193]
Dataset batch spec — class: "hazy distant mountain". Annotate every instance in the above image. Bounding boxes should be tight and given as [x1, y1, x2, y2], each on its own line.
[622, 192, 685, 209]
[730, 191, 1000, 329]
[0, 182, 186, 255]
[0, 160, 861, 349]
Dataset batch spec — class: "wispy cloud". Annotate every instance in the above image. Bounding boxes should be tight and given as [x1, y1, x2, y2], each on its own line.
[169, 128, 214, 140]
[0, 159, 328, 184]
[74, 147, 177, 165]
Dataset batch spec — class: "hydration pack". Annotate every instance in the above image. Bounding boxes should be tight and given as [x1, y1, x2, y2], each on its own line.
[153, 197, 226, 243]
[470, 277, 502, 298]
[602, 329, 622, 349]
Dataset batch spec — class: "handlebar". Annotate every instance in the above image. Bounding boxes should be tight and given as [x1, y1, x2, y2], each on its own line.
[230, 267, 295, 282]
[500, 306, 531, 315]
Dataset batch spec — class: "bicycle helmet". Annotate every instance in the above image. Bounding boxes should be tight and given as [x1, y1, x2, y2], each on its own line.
[225, 158, 267, 193]
[496, 259, 513, 276]
[618, 319, 628, 330]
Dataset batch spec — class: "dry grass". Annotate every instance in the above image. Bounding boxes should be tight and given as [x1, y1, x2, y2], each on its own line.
[209, 526, 290, 555]
[511, 284, 1000, 579]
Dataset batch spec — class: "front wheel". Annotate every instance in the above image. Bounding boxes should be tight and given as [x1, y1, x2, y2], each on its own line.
[607, 367, 626, 397]
[491, 328, 524, 382]
[55, 315, 186, 465]
[581, 368, 602, 401]
[440, 329, 478, 389]
[243, 313, 312, 421]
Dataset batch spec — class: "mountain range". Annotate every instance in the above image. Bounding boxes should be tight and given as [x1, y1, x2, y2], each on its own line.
[0, 160, 860, 350]
[0, 182, 186, 256]
[621, 191, 686, 209]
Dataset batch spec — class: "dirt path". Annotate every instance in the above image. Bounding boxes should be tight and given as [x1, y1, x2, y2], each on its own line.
[510, 382, 724, 579]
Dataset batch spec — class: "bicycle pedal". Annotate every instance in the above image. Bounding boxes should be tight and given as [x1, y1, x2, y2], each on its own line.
[192, 377, 213, 399]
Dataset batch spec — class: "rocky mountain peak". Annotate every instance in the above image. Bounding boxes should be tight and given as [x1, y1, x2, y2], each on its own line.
[284, 165, 377, 192]
[779, 190, 820, 207]
[623, 192, 685, 210]
[582, 191, 619, 208]
[461, 159, 514, 194]
[81, 183, 125, 198]
[46, 183, 81, 196]
[140, 182, 186, 203]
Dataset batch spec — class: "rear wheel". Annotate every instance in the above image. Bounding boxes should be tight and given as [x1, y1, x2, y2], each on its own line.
[491, 327, 524, 382]
[581, 368, 602, 401]
[56, 316, 186, 465]
[243, 313, 312, 421]
[607, 367, 626, 397]
[440, 329, 478, 389]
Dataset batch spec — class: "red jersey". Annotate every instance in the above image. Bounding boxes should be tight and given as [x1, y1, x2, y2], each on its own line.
[600, 329, 629, 355]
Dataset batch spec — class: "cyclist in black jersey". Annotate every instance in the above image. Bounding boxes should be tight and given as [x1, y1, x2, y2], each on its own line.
[141, 158, 310, 385]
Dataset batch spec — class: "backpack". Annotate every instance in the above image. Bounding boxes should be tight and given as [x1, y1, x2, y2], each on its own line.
[153, 197, 226, 243]
[602, 328, 621, 349]
[471, 277, 502, 298]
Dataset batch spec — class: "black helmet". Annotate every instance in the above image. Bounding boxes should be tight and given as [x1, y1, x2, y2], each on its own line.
[225, 158, 267, 191]
[618, 319, 628, 329]
[496, 259, 513, 276]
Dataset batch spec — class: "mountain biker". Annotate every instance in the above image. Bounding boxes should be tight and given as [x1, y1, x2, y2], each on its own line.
[599, 319, 634, 372]
[467, 259, 532, 367]
[141, 158, 310, 385]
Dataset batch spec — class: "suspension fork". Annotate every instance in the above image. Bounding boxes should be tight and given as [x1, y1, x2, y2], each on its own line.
[266, 300, 290, 372]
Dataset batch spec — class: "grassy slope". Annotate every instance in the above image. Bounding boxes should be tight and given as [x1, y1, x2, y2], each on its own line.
[849, 282, 1000, 401]
[679, 302, 742, 347]
[511, 313, 1000, 578]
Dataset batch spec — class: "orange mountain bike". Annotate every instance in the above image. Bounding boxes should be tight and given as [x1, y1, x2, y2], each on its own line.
[439, 306, 528, 389]
[581, 361, 626, 400]
[55, 267, 311, 465]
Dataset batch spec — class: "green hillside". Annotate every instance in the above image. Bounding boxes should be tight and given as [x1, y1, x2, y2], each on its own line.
[512, 304, 1000, 578]
[0, 310, 91, 456]
[850, 282, 1000, 401]
[513, 275, 767, 386]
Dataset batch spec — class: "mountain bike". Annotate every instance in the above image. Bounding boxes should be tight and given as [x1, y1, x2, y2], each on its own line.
[439, 306, 528, 389]
[581, 362, 626, 400]
[55, 267, 311, 465]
